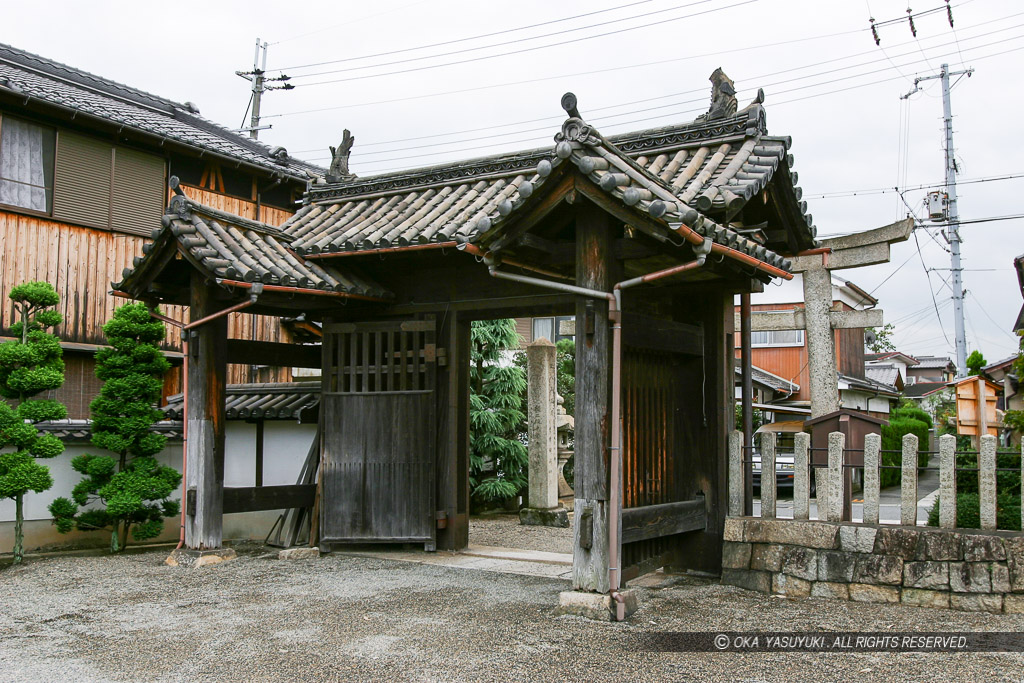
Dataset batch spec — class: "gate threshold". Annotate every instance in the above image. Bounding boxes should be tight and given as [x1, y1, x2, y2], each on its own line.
[335, 544, 572, 580]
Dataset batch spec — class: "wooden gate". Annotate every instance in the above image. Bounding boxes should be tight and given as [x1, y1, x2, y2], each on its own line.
[620, 313, 707, 578]
[320, 320, 437, 550]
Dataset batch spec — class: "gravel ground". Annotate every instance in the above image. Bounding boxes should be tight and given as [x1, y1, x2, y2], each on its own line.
[469, 513, 573, 554]
[2, 543, 1023, 682]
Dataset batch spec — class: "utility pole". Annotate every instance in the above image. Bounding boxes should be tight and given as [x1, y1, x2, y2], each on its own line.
[235, 39, 293, 139]
[902, 62, 973, 377]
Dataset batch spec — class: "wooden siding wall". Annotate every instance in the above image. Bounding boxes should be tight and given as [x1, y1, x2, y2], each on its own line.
[734, 302, 809, 401]
[0, 187, 297, 389]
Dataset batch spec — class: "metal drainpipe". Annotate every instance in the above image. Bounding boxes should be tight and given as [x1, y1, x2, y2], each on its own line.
[469, 241, 711, 621]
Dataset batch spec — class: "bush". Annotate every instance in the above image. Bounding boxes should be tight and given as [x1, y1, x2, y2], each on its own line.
[926, 493, 1021, 531]
[953, 449, 1021, 496]
[891, 403, 933, 428]
[879, 416, 930, 488]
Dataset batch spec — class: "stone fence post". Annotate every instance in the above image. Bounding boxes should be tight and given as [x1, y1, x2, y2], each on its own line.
[938, 434, 957, 529]
[793, 432, 810, 520]
[728, 430, 743, 516]
[901, 433, 919, 526]
[826, 431, 844, 523]
[862, 433, 880, 526]
[980, 435, 997, 531]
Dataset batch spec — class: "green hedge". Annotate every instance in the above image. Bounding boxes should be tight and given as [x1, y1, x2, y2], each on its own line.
[879, 417, 930, 488]
[926, 493, 1022, 531]
[952, 449, 1021, 496]
[892, 404, 933, 428]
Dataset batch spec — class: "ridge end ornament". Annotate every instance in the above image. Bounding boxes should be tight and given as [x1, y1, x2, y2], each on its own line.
[327, 129, 356, 183]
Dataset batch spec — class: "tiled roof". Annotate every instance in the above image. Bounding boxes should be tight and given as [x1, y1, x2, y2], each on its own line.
[283, 94, 815, 269]
[838, 372, 900, 397]
[903, 381, 951, 398]
[982, 355, 1017, 373]
[37, 419, 182, 443]
[735, 364, 799, 394]
[865, 365, 901, 390]
[115, 192, 391, 300]
[913, 355, 955, 370]
[163, 381, 320, 420]
[0, 42, 323, 181]
[865, 351, 919, 366]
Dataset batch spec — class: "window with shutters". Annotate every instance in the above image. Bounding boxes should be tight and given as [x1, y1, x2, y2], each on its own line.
[51, 130, 166, 236]
[0, 114, 56, 214]
[0, 114, 166, 236]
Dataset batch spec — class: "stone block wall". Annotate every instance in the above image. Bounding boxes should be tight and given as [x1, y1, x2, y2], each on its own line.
[722, 517, 1024, 614]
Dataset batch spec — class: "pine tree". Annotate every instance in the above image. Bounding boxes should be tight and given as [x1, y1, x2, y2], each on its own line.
[966, 350, 987, 377]
[49, 303, 180, 552]
[469, 319, 528, 504]
[0, 281, 66, 564]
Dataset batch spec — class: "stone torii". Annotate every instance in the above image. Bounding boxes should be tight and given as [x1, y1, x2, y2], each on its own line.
[740, 218, 914, 419]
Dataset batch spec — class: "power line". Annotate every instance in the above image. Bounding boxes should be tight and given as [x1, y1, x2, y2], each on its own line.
[306, 26, 1024, 167]
[269, 6, 1023, 127]
[346, 38, 1024, 171]
[275, 0, 664, 71]
[320, 25, 1023, 162]
[290, 0, 760, 87]
[914, 230, 953, 346]
[809, 172, 1024, 199]
[968, 291, 1019, 343]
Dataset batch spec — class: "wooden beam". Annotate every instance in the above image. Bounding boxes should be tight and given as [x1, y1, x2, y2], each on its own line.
[186, 484, 316, 515]
[184, 270, 228, 550]
[225, 339, 322, 368]
[621, 498, 706, 544]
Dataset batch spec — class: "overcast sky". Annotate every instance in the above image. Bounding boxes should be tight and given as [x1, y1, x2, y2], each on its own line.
[5, 0, 1022, 364]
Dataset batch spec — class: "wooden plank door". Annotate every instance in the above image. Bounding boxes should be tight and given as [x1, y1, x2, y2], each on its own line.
[320, 320, 437, 549]
[620, 313, 707, 578]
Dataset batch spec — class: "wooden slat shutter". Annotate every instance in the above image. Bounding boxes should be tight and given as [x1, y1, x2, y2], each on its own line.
[111, 148, 166, 236]
[53, 131, 112, 229]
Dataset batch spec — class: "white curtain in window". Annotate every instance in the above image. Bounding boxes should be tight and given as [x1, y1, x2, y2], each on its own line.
[0, 118, 48, 211]
[532, 317, 554, 342]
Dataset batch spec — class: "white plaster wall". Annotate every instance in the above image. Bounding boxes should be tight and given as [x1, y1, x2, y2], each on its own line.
[840, 390, 892, 415]
[0, 442, 181, 523]
[225, 421, 257, 487]
[0, 420, 317, 552]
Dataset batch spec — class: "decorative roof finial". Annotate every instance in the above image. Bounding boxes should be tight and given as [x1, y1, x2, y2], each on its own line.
[705, 68, 737, 120]
[561, 92, 581, 119]
[327, 129, 355, 182]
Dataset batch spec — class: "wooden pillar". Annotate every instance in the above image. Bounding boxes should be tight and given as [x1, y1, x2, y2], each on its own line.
[573, 202, 615, 593]
[185, 271, 228, 550]
[436, 310, 471, 550]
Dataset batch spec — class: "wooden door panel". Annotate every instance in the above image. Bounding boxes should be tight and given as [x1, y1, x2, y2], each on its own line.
[319, 320, 437, 546]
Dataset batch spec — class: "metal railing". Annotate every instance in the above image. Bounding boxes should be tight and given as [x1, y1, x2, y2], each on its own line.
[728, 430, 1023, 531]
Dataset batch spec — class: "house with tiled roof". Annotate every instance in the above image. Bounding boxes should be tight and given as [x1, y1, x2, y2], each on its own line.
[0, 42, 321, 415]
[0, 42, 332, 551]
[733, 277, 898, 418]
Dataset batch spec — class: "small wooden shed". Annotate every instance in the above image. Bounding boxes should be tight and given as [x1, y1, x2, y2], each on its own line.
[116, 78, 817, 595]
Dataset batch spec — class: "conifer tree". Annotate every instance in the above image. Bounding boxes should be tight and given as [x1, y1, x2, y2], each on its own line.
[0, 281, 66, 564]
[49, 303, 180, 552]
[469, 319, 528, 504]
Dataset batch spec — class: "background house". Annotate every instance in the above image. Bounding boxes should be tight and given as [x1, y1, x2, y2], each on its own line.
[0, 43, 326, 549]
[733, 276, 898, 419]
[0, 42, 320, 417]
